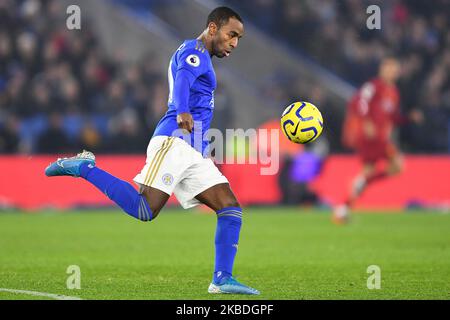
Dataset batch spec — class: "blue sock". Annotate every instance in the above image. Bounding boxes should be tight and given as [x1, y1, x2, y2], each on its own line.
[80, 164, 152, 221]
[213, 206, 242, 284]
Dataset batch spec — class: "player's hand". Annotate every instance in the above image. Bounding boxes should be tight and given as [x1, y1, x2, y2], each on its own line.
[409, 109, 424, 124]
[177, 112, 194, 133]
[363, 120, 376, 139]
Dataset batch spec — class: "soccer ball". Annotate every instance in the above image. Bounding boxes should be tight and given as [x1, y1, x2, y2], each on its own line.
[280, 101, 324, 144]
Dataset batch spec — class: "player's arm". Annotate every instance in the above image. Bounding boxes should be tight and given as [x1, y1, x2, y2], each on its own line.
[173, 49, 207, 133]
[174, 69, 195, 133]
[355, 81, 377, 139]
[392, 108, 423, 126]
[390, 87, 423, 126]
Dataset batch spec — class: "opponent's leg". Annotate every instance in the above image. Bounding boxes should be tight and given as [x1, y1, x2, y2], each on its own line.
[195, 183, 259, 295]
[350, 153, 402, 205]
[333, 163, 376, 225]
[347, 163, 376, 207]
[45, 151, 168, 222]
[354, 146, 403, 199]
[387, 153, 403, 176]
[334, 152, 403, 224]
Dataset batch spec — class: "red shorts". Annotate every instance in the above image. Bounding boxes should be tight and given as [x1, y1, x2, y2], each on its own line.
[356, 141, 398, 164]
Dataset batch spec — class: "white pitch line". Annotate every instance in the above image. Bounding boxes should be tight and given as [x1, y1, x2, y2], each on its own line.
[0, 288, 82, 300]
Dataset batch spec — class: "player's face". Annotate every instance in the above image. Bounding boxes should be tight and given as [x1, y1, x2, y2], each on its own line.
[211, 17, 244, 58]
[380, 59, 401, 83]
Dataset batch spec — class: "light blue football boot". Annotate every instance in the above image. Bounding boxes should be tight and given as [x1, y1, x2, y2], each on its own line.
[45, 150, 96, 178]
[208, 277, 260, 295]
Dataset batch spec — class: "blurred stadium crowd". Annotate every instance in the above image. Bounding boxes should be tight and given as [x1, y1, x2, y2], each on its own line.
[226, 0, 450, 153]
[0, 0, 449, 154]
[0, 0, 168, 154]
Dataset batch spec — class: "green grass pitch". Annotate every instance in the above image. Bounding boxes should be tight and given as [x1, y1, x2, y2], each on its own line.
[0, 208, 449, 300]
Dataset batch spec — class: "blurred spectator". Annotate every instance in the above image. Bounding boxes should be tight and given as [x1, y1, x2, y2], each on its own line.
[0, 115, 20, 153]
[37, 112, 71, 153]
[409, 91, 449, 152]
[278, 137, 329, 205]
[79, 120, 103, 153]
[107, 107, 149, 153]
[0, 0, 183, 155]
[211, 81, 234, 133]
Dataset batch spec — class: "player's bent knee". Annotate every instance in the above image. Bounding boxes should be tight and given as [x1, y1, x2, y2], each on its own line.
[138, 204, 162, 222]
[389, 161, 403, 175]
[139, 187, 170, 222]
[217, 198, 241, 212]
[134, 195, 163, 222]
[393, 164, 402, 174]
[150, 206, 162, 220]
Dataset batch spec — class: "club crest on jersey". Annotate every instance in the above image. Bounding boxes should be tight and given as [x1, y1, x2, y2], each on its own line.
[186, 54, 200, 67]
[162, 173, 174, 186]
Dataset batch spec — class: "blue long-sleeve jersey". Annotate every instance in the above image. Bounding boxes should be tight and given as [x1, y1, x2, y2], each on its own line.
[153, 39, 216, 155]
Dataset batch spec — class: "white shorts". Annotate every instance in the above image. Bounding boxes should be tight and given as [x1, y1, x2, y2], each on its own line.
[133, 136, 229, 209]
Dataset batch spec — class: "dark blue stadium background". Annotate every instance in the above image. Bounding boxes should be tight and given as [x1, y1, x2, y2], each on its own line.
[0, 0, 449, 154]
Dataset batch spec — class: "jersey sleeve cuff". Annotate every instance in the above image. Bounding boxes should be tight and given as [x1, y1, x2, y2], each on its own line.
[176, 107, 190, 115]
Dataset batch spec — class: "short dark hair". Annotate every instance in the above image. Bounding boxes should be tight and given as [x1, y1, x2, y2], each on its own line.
[206, 6, 243, 29]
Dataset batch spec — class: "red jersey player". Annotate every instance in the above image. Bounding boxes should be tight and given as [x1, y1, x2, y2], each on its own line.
[334, 57, 422, 224]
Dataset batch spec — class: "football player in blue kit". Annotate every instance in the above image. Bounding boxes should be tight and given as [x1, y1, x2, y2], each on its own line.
[45, 7, 259, 295]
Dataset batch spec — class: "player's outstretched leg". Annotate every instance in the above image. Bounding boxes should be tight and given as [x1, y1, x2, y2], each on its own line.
[45, 150, 153, 222]
[196, 184, 260, 295]
[333, 162, 375, 225]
